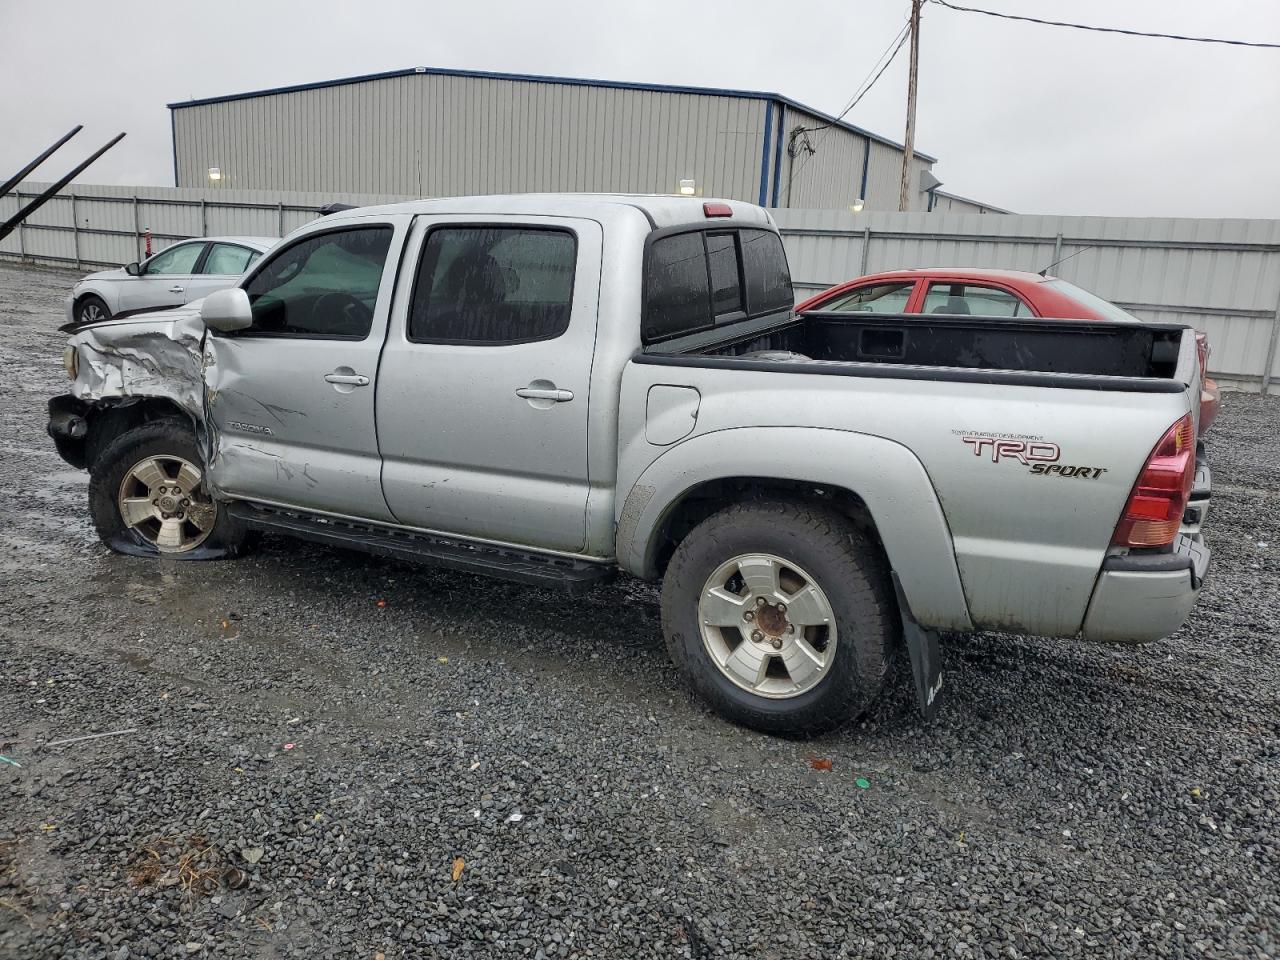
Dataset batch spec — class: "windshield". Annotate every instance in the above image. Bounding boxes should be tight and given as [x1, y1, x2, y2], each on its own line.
[1044, 279, 1143, 323]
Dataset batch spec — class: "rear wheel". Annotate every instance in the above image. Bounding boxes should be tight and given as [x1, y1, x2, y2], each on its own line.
[88, 420, 250, 559]
[660, 501, 898, 735]
[75, 294, 111, 325]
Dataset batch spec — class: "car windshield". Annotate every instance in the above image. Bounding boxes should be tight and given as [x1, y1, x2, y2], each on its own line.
[1044, 279, 1143, 323]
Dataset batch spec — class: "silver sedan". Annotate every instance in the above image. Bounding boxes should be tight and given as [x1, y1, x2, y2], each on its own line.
[66, 235, 276, 325]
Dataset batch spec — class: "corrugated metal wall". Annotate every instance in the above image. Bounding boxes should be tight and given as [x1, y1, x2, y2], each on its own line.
[929, 192, 1000, 215]
[5, 182, 1275, 390]
[173, 73, 769, 203]
[774, 208, 1280, 391]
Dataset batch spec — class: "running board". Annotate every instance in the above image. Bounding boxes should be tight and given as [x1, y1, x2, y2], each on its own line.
[227, 503, 614, 596]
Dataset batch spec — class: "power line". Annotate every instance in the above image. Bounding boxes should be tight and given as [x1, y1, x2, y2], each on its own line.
[930, 0, 1280, 49]
[785, 22, 913, 199]
[796, 22, 911, 136]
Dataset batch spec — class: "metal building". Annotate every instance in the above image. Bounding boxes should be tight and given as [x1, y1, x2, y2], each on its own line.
[170, 67, 1000, 213]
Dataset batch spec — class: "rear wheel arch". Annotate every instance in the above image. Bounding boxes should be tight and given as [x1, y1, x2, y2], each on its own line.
[619, 427, 974, 633]
[648, 476, 885, 578]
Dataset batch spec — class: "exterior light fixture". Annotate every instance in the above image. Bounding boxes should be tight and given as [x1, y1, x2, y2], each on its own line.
[207, 167, 222, 182]
[849, 198, 865, 213]
[678, 179, 696, 196]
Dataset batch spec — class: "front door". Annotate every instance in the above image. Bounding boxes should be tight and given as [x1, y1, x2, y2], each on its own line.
[121, 240, 208, 313]
[202, 217, 409, 521]
[376, 216, 602, 552]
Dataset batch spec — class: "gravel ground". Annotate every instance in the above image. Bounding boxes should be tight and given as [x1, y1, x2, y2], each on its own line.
[1, 260, 1277, 959]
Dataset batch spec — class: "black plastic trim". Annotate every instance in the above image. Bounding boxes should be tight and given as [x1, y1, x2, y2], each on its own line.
[1103, 534, 1210, 589]
[47, 395, 89, 468]
[631, 352, 1187, 394]
[227, 503, 614, 596]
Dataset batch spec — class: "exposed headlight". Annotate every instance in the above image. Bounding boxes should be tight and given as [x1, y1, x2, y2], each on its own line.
[63, 344, 78, 380]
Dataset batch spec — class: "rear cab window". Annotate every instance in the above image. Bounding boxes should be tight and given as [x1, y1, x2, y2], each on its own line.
[643, 226, 792, 343]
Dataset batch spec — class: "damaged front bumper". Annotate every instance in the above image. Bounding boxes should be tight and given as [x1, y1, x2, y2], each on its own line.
[48, 394, 90, 468]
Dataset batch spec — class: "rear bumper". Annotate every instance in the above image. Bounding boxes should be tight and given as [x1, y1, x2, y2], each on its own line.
[1081, 533, 1210, 643]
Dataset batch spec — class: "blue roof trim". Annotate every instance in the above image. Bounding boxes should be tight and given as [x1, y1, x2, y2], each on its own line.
[757, 101, 773, 207]
[769, 102, 784, 207]
[170, 109, 179, 187]
[165, 65, 938, 162]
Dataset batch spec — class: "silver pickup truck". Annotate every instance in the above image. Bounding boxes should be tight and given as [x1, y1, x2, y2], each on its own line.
[48, 194, 1212, 734]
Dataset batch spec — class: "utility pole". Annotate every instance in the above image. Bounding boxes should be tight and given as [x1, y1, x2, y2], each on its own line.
[898, 0, 923, 212]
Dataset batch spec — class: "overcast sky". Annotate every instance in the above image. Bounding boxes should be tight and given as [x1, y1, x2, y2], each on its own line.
[3, 0, 1278, 218]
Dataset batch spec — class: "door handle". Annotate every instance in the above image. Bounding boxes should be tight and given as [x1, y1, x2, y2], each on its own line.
[324, 373, 370, 386]
[168, 285, 184, 294]
[515, 386, 573, 402]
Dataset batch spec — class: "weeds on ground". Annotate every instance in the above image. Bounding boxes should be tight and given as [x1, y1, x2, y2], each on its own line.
[128, 835, 241, 897]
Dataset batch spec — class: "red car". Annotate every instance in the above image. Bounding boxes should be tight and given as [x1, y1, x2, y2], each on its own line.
[796, 268, 1220, 432]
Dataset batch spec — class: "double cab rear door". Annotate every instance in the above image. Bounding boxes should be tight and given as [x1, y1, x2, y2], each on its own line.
[202, 212, 603, 554]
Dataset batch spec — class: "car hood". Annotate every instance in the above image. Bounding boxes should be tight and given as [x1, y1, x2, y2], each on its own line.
[76, 267, 130, 284]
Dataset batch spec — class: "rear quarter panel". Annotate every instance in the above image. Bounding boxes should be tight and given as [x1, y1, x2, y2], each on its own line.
[617, 362, 1194, 638]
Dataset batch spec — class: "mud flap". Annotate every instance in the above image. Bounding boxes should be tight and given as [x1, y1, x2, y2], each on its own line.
[891, 572, 943, 721]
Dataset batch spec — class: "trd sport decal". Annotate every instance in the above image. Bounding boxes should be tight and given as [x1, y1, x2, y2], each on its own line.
[959, 434, 1107, 480]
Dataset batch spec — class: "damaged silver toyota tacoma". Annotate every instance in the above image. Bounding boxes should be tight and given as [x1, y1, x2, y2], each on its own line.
[48, 194, 1212, 733]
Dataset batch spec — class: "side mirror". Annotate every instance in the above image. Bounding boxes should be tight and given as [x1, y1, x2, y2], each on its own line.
[125, 262, 141, 276]
[201, 287, 253, 333]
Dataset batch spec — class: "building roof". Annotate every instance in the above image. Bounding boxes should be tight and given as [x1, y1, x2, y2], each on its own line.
[932, 189, 1013, 214]
[166, 65, 938, 163]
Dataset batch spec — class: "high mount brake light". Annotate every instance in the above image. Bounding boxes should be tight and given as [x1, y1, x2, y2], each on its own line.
[1112, 414, 1195, 549]
[702, 202, 733, 218]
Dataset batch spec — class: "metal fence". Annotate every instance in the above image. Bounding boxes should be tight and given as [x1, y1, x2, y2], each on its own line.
[4, 181, 1278, 392]
[773, 208, 1280, 393]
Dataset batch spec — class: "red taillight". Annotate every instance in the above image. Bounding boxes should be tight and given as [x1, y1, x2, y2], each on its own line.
[703, 202, 733, 218]
[1112, 414, 1195, 548]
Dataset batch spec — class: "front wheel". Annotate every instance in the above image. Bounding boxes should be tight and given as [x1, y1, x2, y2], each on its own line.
[660, 501, 899, 735]
[88, 420, 250, 559]
[75, 294, 111, 325]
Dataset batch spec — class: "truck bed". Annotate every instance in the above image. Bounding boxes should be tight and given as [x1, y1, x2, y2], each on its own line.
[639, 310, 1193, 392]
[621, 308, 1202, 640]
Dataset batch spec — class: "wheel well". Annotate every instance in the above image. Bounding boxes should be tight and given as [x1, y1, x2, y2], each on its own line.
[84, 398, 195, 470]
[650, 477, 885, 576]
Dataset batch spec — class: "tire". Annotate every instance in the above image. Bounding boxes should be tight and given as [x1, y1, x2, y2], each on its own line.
[660, 500, 899, 735]
[75, 294, 112, 325]
[88, 419, 251, 560]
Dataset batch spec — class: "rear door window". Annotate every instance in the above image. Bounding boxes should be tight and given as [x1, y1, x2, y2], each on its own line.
[202, 243, 257, 276]
[408, 226, 577, 344]
[823, 281, 914, 314]
[922, 282, 1029, 317]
